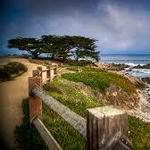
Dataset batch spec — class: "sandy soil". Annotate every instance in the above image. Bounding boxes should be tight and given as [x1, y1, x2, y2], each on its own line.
[0, 58, 42, 150]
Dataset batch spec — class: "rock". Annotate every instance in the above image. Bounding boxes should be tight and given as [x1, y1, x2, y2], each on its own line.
[107, 63, 129, 71]
[133, 64, 150, 69]
[141, 77, 150, 84]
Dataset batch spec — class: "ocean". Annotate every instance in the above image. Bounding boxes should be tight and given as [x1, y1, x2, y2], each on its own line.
[101, 54, 150, 78]
[101, 54, 150, 65]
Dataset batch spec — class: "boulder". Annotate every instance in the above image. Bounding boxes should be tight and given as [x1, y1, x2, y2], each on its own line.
[141, 77, 150, 84]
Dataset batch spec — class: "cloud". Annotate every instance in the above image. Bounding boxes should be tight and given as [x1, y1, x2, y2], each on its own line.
[1, 0, 150, 54]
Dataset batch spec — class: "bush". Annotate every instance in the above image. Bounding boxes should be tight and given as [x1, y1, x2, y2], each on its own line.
[67, 59, 94, 66]
[0, 62, 27, 81]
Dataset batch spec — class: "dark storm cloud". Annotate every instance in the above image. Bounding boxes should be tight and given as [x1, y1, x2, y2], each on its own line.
[9, 0, 150, 16]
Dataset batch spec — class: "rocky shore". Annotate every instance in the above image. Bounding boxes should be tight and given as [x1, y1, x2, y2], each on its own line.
[141, 77, 150, 84]
[97, 62, 150, 122]
[133, 63, 150, 69]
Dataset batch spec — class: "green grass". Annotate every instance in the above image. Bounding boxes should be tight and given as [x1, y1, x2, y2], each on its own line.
[15, 67, 149, 150]
[0, 62, 27, 82]
[43, 78, 102, 149]
[43, 104, 86, 150]
[42, 77, 150, 150]
[62, 67, 137, 93]
[43, 78, 102, 117]
[15, 99, 48, 150]
[128, 116, 150, 150]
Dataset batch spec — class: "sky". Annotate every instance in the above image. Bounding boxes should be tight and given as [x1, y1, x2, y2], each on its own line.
[1, 0, 150, 55]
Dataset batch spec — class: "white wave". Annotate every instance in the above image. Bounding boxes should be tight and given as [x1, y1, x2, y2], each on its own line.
[127, 69, 150, 78]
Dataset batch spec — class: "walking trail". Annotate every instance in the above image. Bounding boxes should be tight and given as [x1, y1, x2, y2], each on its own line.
[0, 58, 42, 150]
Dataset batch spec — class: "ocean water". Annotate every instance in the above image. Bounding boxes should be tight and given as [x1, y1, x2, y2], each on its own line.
[101, 54, 150, 78]
[101, 54, 150, 65]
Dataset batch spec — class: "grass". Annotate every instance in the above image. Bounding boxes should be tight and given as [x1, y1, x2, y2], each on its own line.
[16, 84, 150, 150]
[15, 66, 149, 150]
[0, 62, 27, 82]
[43, 104, 86, 150]
[62, 67, 137, 93]
[43, 77, 150, 149]
[128, 116, 150, 150]
[15, 98, 48, 150]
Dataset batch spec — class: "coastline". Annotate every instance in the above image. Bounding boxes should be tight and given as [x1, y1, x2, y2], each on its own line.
[96, 62, 150, 122]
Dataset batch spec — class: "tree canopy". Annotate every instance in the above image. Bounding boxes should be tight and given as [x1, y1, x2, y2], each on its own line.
[8, 37, 42, 58]
[8, 35, 100, 62]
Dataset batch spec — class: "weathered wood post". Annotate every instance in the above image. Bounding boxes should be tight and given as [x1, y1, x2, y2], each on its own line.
[46, 66, 50, 82]
[54, 65, 58, 76]
[37, 66, 43, 80]
[32, 70, 40, 77]
[49, 68, 54, 82]
[87, 106, 130, 150]
[28, 76, 42, 122]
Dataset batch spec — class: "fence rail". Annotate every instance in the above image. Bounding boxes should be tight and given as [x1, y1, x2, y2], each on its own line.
[28, 65, 133, 150]
[32, 86, 87, 138]
[32, 117, 62, 150]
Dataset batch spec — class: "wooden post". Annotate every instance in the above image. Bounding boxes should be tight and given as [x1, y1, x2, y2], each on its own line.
[87, 106, 129, 150]
[32, 70, 40, 77]
[54, 66, 57, 76]
[50, 68, 54, 82]
[46, 66, 50, 82]
[28, 76, 42, 122]
[37, 66, 43, 80]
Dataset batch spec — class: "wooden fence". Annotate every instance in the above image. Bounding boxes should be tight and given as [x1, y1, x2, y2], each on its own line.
[28, 65, 133, 150]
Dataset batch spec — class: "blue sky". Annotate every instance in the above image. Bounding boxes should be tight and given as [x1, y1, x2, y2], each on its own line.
[1, 0, 150, 55]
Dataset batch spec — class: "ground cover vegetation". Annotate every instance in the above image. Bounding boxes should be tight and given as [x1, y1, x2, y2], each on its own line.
[16, 66, 150, 150]
[0, 62, 27, 82]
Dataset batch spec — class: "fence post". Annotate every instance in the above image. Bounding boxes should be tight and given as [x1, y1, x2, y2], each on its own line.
[32, 70, 40, 77]
[37, 66, 43, 80]
[46, 66, 50, 82]
[54, 65, 58, 76]
[28, 76, 42, 122]
[87, 106, 129, 150]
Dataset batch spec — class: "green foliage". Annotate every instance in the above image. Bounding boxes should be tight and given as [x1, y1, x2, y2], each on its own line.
[8, 35, 100, 62]
[15, 99, 48, 150]
[8, 37, 42, 58]
[0, 62, 27, 82]
[17, 77, 150, 149]
[62, 67, 136, 93]
[66, 59, 95, 66]
[43, 77, 149, 149]
[43, 104, 86, 150]
[44, 78, 102, 117]
[43, 78, 102, 149]
[69, 36, 99, 62]
[128, 116, 150, 150]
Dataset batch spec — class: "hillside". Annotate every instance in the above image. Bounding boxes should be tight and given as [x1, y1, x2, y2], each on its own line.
[15, 59, 150, 150]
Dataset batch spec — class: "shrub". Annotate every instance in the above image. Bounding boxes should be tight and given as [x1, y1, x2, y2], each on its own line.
[67, 59, 94, 66]
[0, 62, 27, 81]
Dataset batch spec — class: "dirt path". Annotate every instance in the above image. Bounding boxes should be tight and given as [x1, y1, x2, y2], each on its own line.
[0, 58, 42, 150]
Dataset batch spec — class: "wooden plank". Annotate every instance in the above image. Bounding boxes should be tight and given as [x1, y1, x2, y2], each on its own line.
[33, 118, 62, 150]
[32, 87, 87, 138]
[87, 106, 131, 150]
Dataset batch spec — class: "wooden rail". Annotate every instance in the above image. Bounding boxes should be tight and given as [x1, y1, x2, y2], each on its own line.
[32, 86, 87, 137]
[28, 65, 133, 150]
[32, 117, 62, 150]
